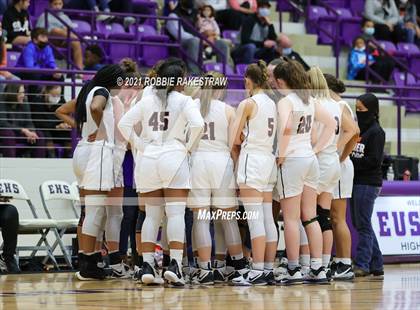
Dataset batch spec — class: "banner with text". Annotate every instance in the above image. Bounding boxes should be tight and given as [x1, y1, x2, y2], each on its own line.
[372, 196, 420, 255]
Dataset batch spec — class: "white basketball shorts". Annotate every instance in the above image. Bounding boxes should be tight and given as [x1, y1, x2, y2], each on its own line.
[277, 155, 319, 199]
[317, 152, 341, 195]
[188, 152, 237, 208]
[333, 158, 354, 199]
[237, 152, 277, 192]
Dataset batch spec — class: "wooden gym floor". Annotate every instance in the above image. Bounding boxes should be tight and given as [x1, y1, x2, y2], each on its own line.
[1, 264, 419, 309]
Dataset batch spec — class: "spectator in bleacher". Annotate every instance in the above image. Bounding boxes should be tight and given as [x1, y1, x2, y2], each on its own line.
[216, 0, 257, 30]
[0, 21, 21, 94]
[166, 0, 230, 74]
[16, 28, 62, 81]
[83, 44, 105, 71]
[108, 0, 136, 29]
[397, 0, 420, 43]
[196, 5, 221, 58]
[231, 0, 279, 64]
[0, 84, 46, 158]
[0, 201, 20, 273]
[65, 0, 111, 21]
[31, 85, 72, 158]
[347, 36, 394, 83]
[364, 0, 408, 43]
[2, 0, 31, 46]
[277, 33, 310, 71]
[36, 0, 84, 70]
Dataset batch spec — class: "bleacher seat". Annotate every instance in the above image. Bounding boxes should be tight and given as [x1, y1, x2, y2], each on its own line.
[377, 40, 397, 55]
[306, 6, 330, 35]
[7, 51, 20, 67]
[393, 71, 420, 113]
[222, 30, 239, 44]
[131, 24, 157, 39]
[396, 43, 420, 58]
[235, 64, 248, 76]
[276, 0, 295, 13]
[204, 63, 235, 75]
[350, 0, 365, 16]
[139, 35, 170, 67]
[72, 20, 92, 37]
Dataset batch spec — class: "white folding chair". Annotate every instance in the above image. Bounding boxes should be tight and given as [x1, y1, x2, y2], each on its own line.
[39, 180, 80, 268]
[0, 179, 60, 269]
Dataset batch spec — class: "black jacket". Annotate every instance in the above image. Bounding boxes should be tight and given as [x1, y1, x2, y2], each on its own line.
[285, 51, 310, 71]
[2, 6, 31, 43]
[240, 14, 277, 48]
[351, 121, 386, 187]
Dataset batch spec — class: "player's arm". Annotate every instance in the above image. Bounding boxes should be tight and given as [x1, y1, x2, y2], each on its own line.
[118, 100, 145, 151]
[184, 98, 205, 152]
[276, 97, 293, 163]
[225, 104, 239, 162]
[313, 101, 336, 154]
[55, 98, 76, 128]
[90, 95, 107, 127]
[229, 99, 253, 163]
[337, 106, 360, 162]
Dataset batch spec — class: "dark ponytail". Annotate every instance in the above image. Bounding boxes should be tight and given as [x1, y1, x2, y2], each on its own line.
[75, 64, 125, 134]
[154, 58, 186, 108]
[323, 73, 346, 94]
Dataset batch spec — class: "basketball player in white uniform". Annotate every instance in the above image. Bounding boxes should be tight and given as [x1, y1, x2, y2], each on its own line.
[118, 58, 204, 286]
[58, 65, 126, 280]
[188, 71, 246, 285]
[308, 67, 359, 278]
[273, 60, 336, 284]
[230, 61, 278, 286]
[324, 74, 360, 280]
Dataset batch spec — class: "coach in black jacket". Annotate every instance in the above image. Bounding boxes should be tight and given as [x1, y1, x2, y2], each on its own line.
[350, 93, 386, 279]
[231, 0, 279, 64]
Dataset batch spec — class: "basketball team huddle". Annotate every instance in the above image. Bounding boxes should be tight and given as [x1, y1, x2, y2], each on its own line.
[56, 56, 360, 287]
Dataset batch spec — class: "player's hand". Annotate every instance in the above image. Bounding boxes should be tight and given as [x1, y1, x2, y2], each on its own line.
[56, 122, 71, 129]
[264, 40, 276, 48]
[23, 129, 38, 144]
[277, 157, 285, 166]
[87, 131, 97, 142]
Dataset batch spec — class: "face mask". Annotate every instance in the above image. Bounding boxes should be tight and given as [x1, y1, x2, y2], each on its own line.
[282, 47, 292, 56]
[356, 111, 375, 132]
[48, 95, 60, 104]
[355, 46, 366, 52]
[37, 41, 48, 49]
[258, 8, 270, 17]
[400, 0, 408, 4]
[364, 27, 375, 36]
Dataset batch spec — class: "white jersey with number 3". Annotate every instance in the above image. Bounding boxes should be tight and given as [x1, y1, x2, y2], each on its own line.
[316, 97, 342, 154]
[241, 93, 277, 154]
[195, 99, 230, 153]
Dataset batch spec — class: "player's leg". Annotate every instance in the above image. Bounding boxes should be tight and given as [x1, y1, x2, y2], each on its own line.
[262, 191, 277, 285]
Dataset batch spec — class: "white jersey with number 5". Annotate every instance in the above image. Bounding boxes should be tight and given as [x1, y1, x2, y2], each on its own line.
[282, 92, 315, 158]
[241, 93, 277, 154]
[195, 99, 230, 153]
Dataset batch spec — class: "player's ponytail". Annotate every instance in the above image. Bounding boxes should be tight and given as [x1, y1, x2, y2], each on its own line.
[273, 59, 311, 104]
[323, 73, 346, 94]
[245, 60, 269, 90]
[200, 71, 226, 118]
[308, 66, 330, 99]
[154, 58, 186, 108]
[75, 64, 125, 134]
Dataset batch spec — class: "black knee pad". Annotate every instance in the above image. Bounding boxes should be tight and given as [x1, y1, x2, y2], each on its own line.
[135, 210, 146, 232]
[302, 216, 318, 227]
[317, 205, 332, 232]
[78, 204, 85, 227]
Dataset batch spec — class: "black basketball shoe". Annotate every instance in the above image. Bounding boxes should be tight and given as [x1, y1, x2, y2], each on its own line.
[164, 259, 185, 286]
[76, 252, 106, 281]
[141, 261, 163, 285]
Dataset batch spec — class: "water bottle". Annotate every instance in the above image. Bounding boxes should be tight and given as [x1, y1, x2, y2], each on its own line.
[387, 165, 394, 181]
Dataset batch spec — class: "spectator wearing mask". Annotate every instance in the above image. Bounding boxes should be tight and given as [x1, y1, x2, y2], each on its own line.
[2, 0, 31, 46]
[0, 21, 20, 94]
[277, 33, 309, 71]
[166, 0, 230, 74]
[347, 36, 394, 83]
[397, 0, 420, 43]
[36, 0, 84, 69]
[350, 93, 385, 279]
[83, 44, 105, 71]
[196, 5, 221, 58]
[364, 0, 407, 43]
[232, 0, 279, 64]
[0, 199, 20, 274]
[16, 28, 62, 81]
[0, 84, 46, 158]
[31, 85, 72, 158]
